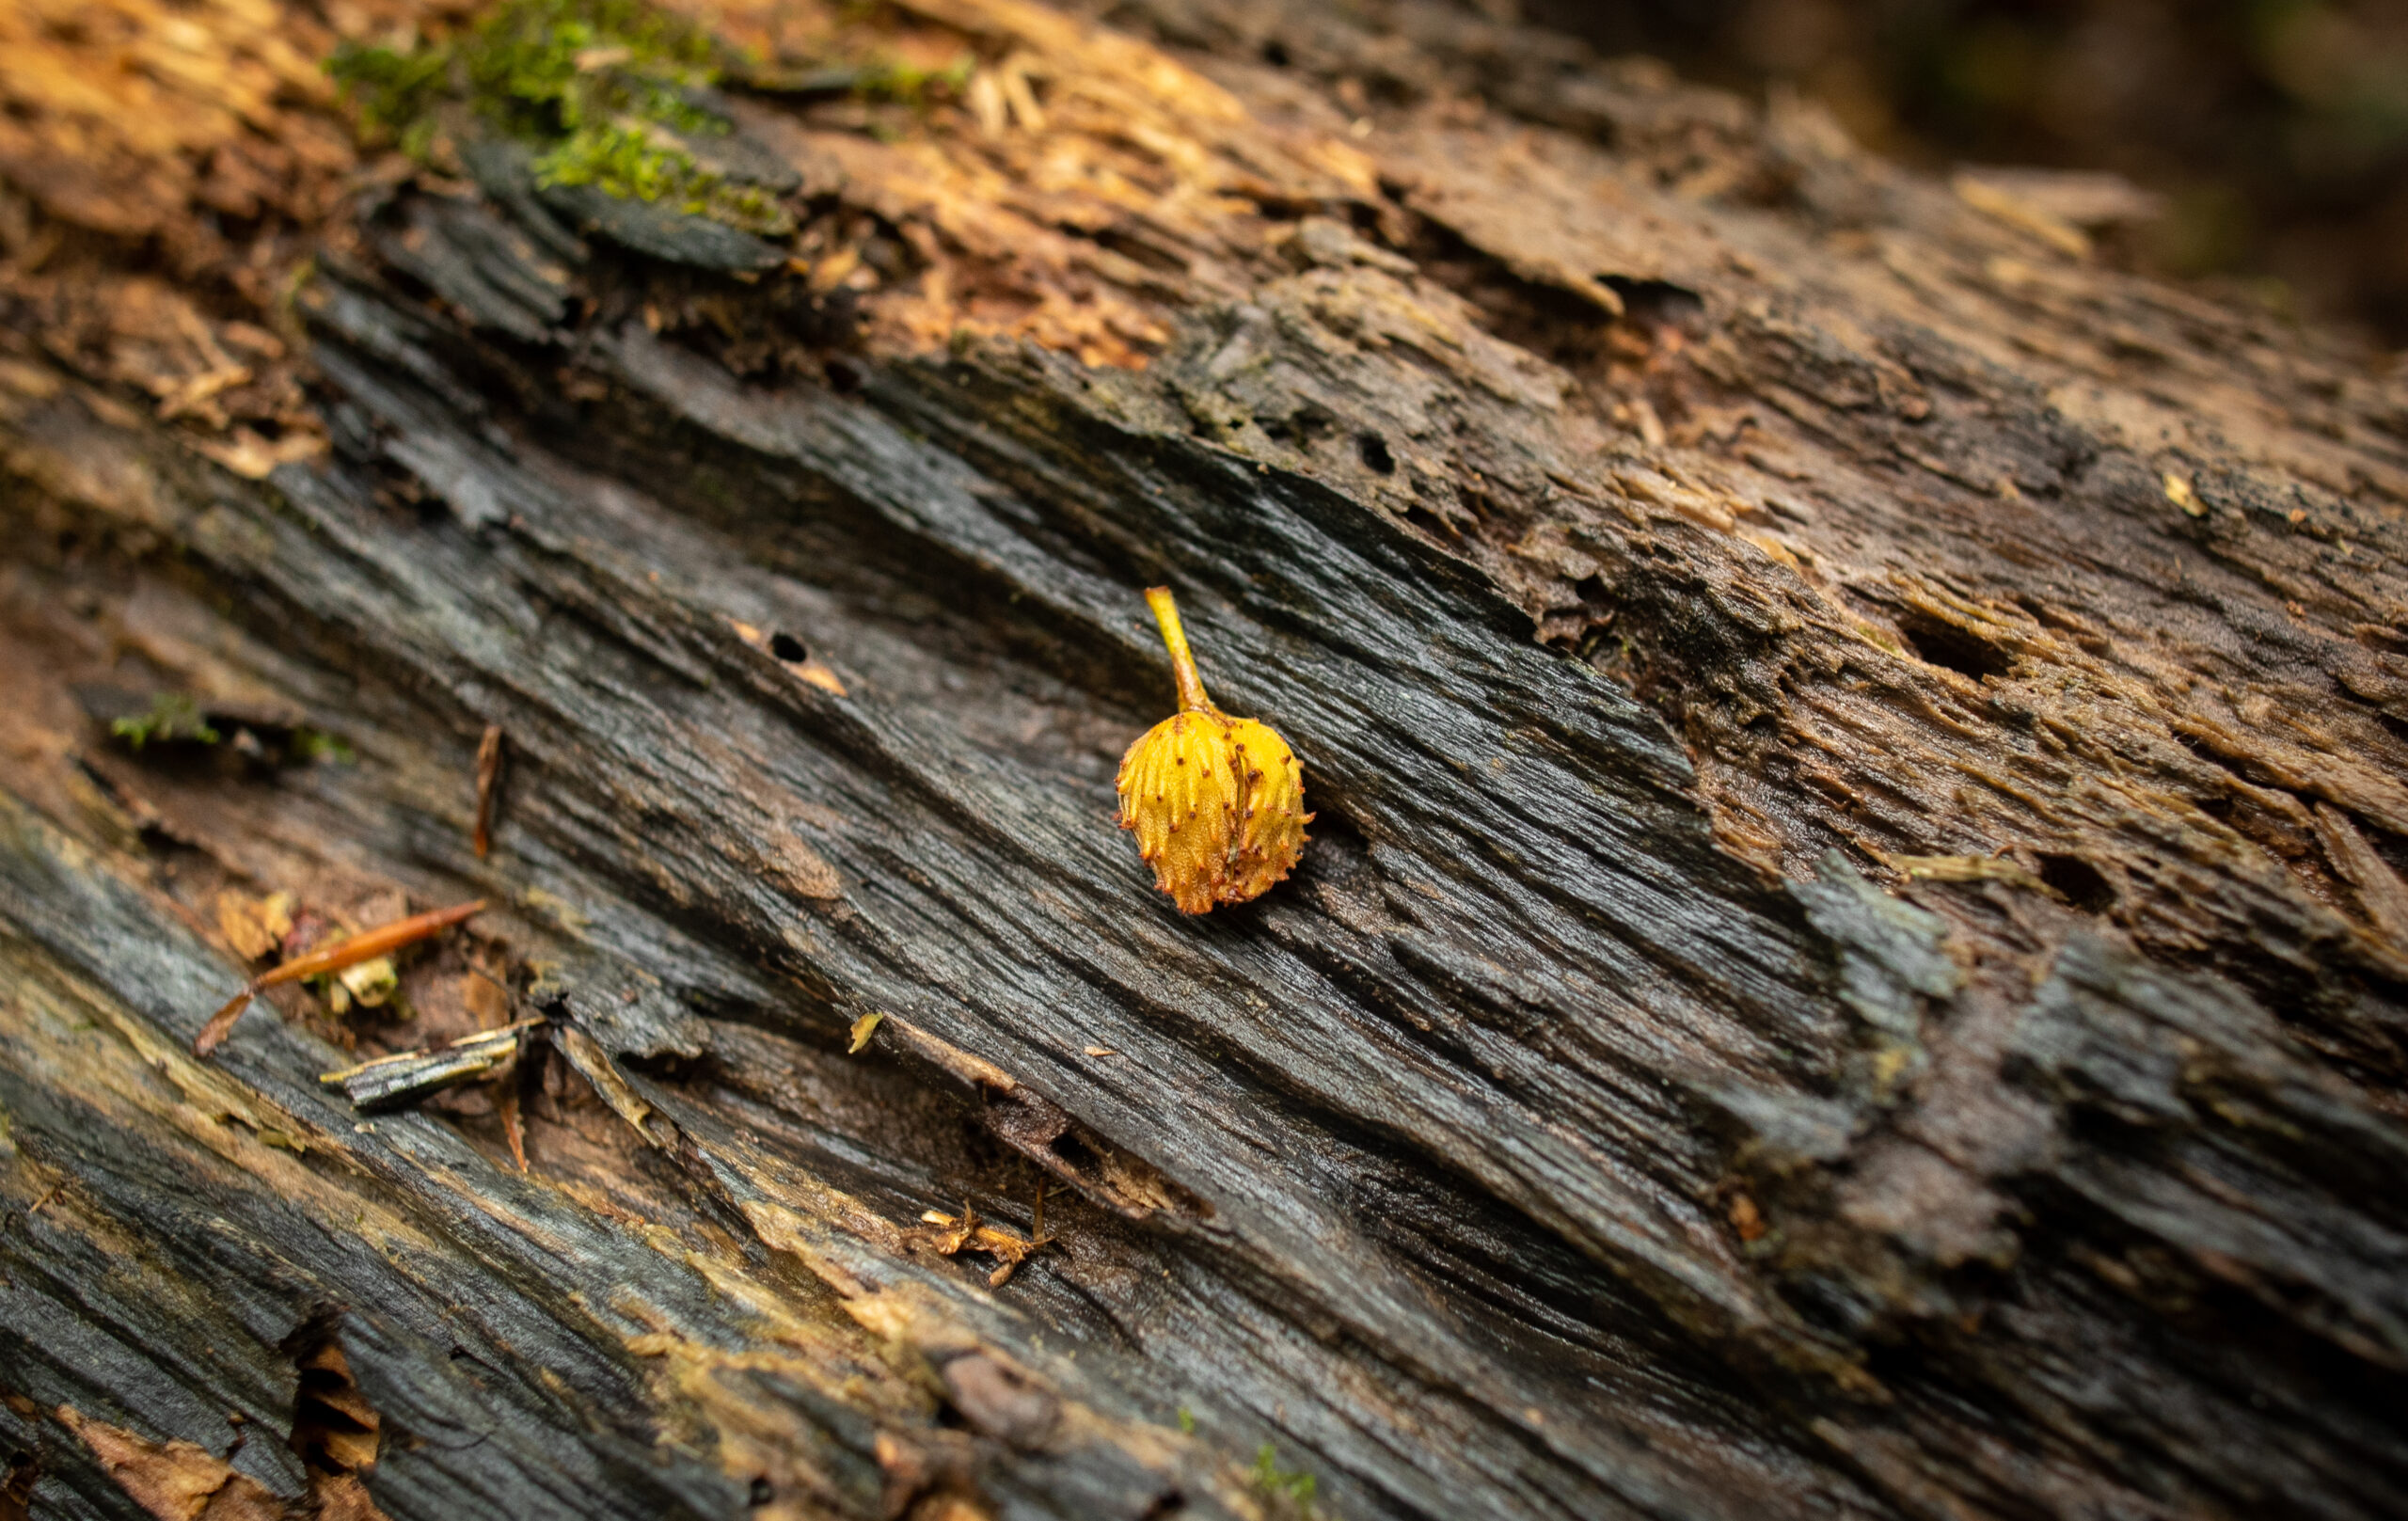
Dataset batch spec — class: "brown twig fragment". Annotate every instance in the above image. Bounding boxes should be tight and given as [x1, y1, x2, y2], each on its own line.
[195, 899, 488, 1056]
[473, 724, 506, 859]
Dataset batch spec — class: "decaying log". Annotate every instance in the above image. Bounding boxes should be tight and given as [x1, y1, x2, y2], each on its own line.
[2, 1, 2405, 1518]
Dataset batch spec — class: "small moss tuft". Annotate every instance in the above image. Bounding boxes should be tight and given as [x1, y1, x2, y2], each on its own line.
[850, 51, 974, 105]
[111, 694, 221, 751]
[290, 729, 356, 765]
[1251, 1444, 1320, 1516]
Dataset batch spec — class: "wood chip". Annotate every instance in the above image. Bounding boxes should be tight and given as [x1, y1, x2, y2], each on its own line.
[555, 1024, 658, 1145]
[317, 1020, 541, 1112]
[923, 1182, 1057, 1287]
[2162, 472, 2202, 516]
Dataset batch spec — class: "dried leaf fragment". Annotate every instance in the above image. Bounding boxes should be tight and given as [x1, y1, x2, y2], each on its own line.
[848, 1011, 885, 1054]
[191, 428, 327, 480]
[1115, 587, 1309, 912]
[215, 890, 294, 961]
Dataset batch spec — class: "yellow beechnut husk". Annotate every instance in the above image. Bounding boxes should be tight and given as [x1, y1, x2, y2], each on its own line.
[1117, 587, 1310, 913]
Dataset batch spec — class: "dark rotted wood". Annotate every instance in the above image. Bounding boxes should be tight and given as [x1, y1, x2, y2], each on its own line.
[2, 1, 2407, 1519]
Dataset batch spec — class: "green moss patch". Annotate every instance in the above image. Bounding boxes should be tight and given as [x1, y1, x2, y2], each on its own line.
[330, 0, 791, 236]
[109, 693, 221, 751]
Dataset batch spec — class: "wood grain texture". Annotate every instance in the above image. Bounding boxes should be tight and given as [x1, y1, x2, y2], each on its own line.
[1, 1, 2404, 1518]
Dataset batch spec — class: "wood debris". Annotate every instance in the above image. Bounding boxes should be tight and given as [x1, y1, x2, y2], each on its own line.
[1951, 170, 2093, 259]
[54, 1405, 285, 1521]
[462, 971, 513, 1028]
[922, 1183, 1056, 1287]
[318, 1018, 543, 1113]
[554, 1022, 661, 1146]
[1885, 853, 2045, 891]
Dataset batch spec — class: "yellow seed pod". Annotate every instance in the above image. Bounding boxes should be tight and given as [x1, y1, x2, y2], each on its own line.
[1221, 717, 1307, 901]
[1116, 587, 1309, 913]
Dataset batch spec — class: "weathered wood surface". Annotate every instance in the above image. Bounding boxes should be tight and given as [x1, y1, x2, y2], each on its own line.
[3, 1, 2407, 1518]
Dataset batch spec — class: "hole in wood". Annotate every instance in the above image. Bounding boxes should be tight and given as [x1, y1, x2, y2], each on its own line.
[1600, 275, 1706, 333]
[769, 632, 808, 662]
[1538, 573, 1616, 652]
[2037, 852, 2116, 913]
[1, 1450, 39, 1521]
[1356, 432, 1395, 475]
[1049, 1129, 1101, 1174]
[1898, 612, 2014, 681]
[1266, 404, 1338, 447]
[1402, 503, 1457, 543]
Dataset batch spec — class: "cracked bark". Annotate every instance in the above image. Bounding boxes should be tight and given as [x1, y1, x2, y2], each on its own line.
[2, 1, 2405, 1519]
